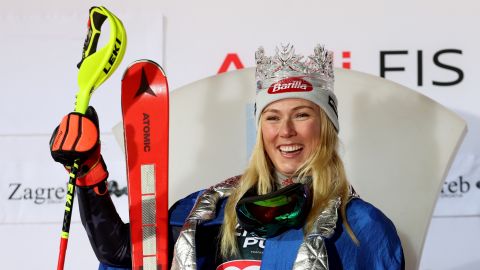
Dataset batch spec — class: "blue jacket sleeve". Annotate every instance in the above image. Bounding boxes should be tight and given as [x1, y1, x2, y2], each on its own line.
[327, 198, 405, 270]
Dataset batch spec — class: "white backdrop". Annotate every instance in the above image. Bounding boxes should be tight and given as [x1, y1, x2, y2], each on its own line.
[1, 0, 480, 269]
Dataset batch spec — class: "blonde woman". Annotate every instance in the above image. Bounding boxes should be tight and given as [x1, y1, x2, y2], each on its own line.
[50, 44, 404, 270]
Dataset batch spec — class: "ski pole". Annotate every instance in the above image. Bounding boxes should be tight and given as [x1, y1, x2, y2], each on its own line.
[56, 6, 127, 270]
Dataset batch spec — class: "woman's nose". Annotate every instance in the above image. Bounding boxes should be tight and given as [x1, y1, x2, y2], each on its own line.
[279, 119, 296, 137]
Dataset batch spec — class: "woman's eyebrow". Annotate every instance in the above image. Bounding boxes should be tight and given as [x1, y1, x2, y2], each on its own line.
[262, 105, 315, 114]
[291, 105, 315, 111]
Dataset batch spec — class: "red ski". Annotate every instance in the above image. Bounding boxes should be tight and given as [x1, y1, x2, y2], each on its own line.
[121, 60, 169, 270]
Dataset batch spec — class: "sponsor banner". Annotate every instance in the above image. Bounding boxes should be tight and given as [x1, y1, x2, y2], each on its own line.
[0, 134, 129, 224]
[436, 154, 480, 216]
[433, 111, 480, 216]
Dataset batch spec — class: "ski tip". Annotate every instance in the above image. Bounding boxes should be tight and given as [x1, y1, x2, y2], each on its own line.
[122, 59, 166, 80]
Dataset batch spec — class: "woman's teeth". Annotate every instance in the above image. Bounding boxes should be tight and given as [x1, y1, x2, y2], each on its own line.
[279, 145, 302, 153]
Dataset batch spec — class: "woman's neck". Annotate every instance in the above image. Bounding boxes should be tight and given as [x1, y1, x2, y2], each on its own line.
[274, 170, 312, 189]
[274, 171, 297, 188]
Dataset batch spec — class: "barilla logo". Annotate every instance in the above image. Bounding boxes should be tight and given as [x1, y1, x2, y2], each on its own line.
[268, 77, 313, 94]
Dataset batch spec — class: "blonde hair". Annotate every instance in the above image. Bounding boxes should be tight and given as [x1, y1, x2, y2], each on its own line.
[220, 107, 357, 257]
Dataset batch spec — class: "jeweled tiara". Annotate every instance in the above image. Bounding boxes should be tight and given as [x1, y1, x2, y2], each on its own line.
[255, 43, 334, 86]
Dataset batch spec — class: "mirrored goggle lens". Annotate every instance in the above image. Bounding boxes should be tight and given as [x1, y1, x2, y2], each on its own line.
[245, 194, 299, 223]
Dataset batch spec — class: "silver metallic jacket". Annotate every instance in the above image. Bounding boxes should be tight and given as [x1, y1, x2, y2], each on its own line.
[171, 176, 353, 270]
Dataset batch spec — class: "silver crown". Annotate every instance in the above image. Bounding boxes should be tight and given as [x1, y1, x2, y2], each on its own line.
[255, 44, 334, 90]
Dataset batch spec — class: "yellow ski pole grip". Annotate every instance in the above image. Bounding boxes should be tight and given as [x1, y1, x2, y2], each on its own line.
[75, 6, 127, 114]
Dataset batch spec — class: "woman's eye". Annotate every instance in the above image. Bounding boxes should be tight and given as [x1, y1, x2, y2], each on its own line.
[265, 115, 279, 121]
[296, 113, 309, 118]
[265, 114, 280, 121]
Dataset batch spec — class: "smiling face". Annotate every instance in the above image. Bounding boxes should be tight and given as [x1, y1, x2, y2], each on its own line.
[260, 98, 321, 177]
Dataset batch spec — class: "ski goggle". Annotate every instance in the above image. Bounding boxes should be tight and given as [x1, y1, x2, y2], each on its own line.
[236, 183, 312, 238]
